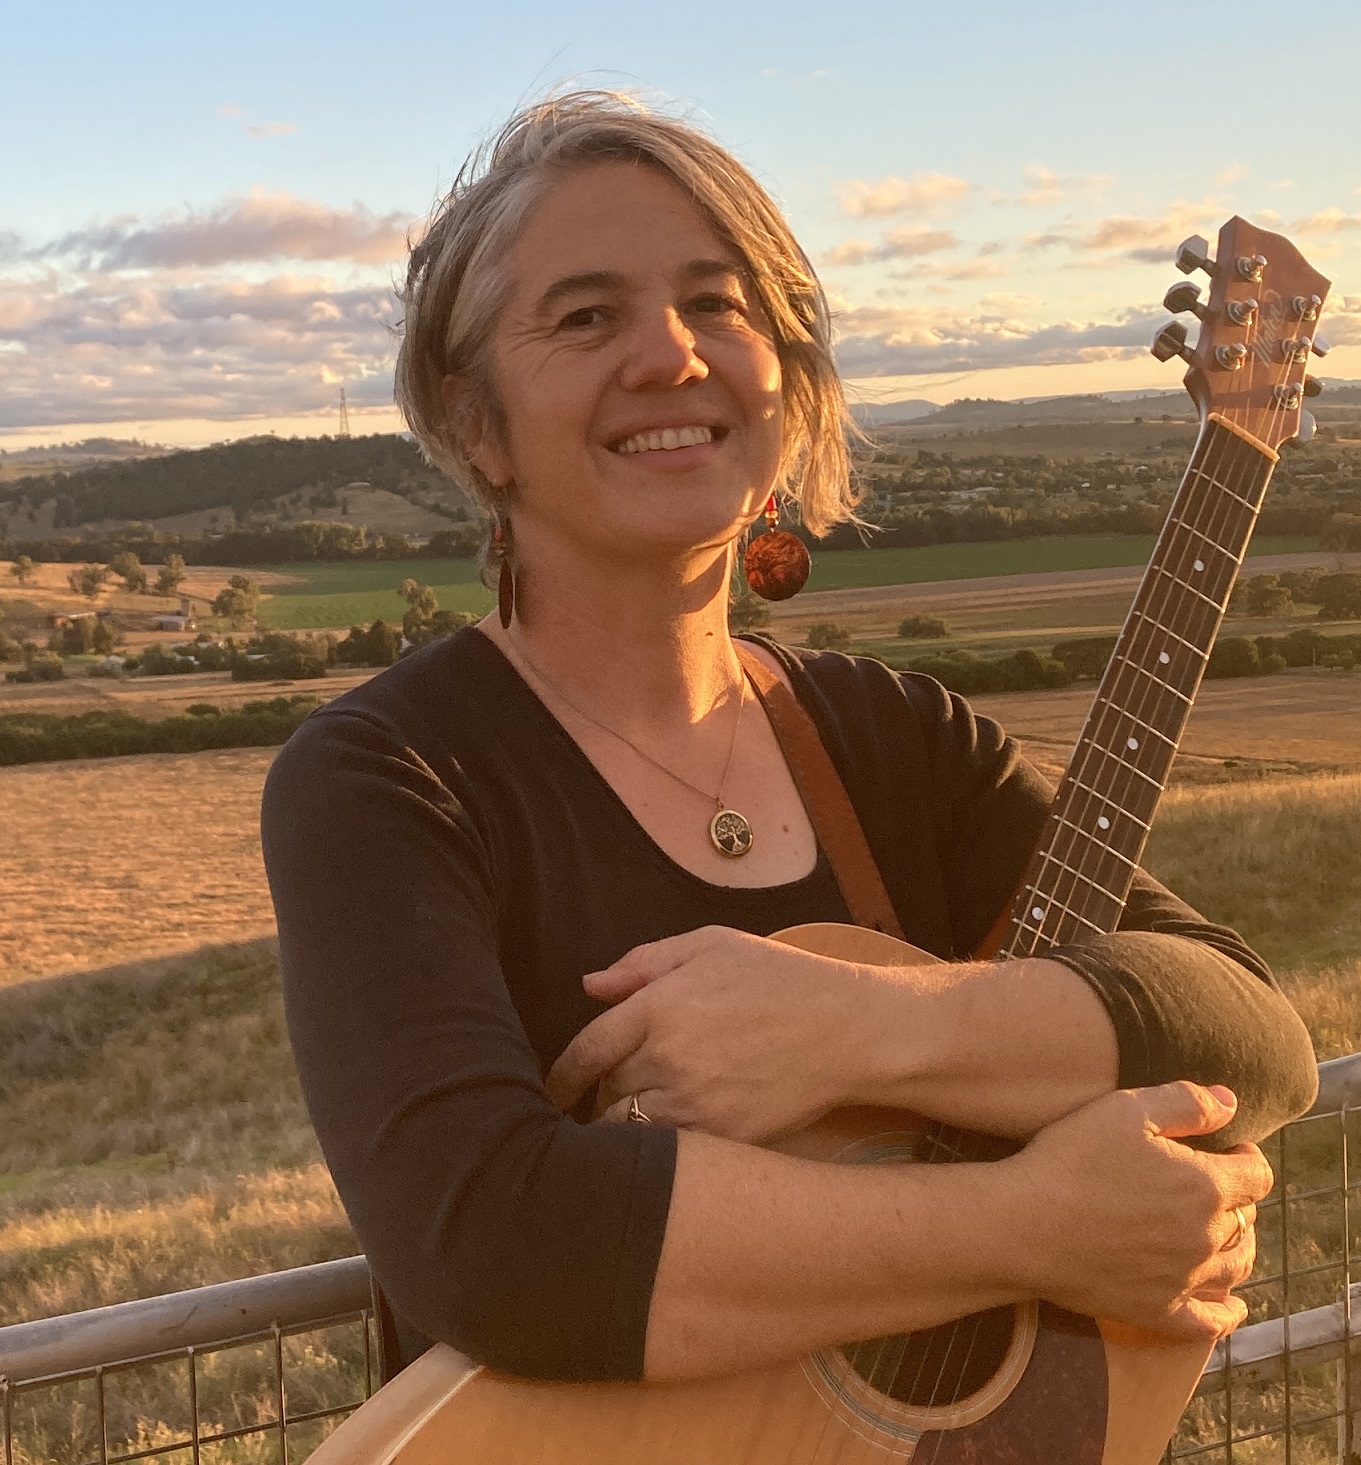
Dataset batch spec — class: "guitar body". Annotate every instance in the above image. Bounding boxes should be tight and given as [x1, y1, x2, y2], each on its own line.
[312, 924, 1211, 1465]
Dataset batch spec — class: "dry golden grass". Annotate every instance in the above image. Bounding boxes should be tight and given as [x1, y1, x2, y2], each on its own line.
[0, 747, 279, 984]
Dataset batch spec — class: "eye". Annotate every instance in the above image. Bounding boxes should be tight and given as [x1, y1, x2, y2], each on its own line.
[689, 292, 744, 317]
[557, 304, 610, 330]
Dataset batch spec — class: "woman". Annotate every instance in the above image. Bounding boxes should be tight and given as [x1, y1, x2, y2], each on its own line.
[261, 91, 1314, 1388]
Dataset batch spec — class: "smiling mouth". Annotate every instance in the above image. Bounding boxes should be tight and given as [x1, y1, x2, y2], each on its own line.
[612, 425, 722, 455]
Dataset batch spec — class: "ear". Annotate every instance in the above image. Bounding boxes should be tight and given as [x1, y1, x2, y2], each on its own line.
[441, 374, 512, 489]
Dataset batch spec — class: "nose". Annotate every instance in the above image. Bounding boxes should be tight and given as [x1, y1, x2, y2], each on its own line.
[618, 305, 709, 391]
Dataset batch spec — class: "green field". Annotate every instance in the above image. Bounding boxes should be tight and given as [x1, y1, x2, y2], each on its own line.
[254, 536, 1322, 630]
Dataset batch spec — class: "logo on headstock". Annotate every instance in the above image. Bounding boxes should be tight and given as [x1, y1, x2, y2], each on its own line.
[1249, 290, 1287, 369]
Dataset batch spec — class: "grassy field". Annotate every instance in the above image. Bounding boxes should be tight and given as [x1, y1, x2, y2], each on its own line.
[251, 535, 1322, 630]
[1, 735, 1358, 1457]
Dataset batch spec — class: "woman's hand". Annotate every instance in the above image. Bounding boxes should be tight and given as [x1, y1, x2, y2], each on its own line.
[545, 926, 876, 1143]
[1000, 1081, 1273, 1340]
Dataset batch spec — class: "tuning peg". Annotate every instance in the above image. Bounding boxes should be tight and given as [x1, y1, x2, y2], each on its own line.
[1163, 281, 1207, 319]
[1312, 334, 1331, 357]
[1294, 411, 1317, 446]
[1151, 319, 1191, 363]
[1303, 375, 1324, 398]
[1175, 234, 1215, 276]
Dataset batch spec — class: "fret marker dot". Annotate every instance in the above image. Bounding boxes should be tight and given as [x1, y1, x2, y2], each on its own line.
[1193, 559, 1205, 572]
[1097, 815, 1111, 830]
[1031, 906, 1045, 921]
[1159, 652, 1171, 664]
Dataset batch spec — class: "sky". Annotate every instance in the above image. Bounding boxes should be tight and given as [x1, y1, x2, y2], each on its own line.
[3, 0, 1360, 450]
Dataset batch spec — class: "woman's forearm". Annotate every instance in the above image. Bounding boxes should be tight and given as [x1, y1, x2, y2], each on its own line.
[644, 1128, 1022, 1381]
[844, 956, 1120, 1140]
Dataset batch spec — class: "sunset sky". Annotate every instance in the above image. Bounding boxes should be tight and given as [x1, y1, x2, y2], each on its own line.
[4, 0, 1360, 450]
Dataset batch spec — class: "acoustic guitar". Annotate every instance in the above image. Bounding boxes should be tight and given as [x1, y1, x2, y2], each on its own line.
[310, 217, 1329, 1464]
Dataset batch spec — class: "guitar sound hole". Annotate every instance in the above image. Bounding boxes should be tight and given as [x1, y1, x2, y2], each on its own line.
[842, 1304, 1016, 1407]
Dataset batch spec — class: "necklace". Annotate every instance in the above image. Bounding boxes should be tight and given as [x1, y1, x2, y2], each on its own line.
[508, 641, 755, 858]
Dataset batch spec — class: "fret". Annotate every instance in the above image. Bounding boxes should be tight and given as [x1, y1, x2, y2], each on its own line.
[1165, 516, 1248, 567]
[1076, 739, 1165, 789]
[1111, 655, 1193, 705]
[1153, 565, 1223, 611]
[1129, 613, 1211, 658]
[1092, 700, 1179, 747]
[1183, 472, 1260, 512]
[1051, 815, 1138, 867]
[1065, 778, 1152, 828]
[1015, 905, 1110, 939]
[1027, 853, 1126, 906]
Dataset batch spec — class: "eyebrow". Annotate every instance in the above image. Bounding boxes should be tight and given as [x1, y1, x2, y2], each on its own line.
[532, 258, 747, 318]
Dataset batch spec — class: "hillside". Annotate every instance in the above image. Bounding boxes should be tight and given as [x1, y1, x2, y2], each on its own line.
[0, 433, 473, 539]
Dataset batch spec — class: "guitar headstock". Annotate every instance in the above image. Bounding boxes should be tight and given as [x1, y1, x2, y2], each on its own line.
[1151, 216, 1331, 453]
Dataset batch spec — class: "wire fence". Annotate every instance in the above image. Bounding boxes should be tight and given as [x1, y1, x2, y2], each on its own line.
[3, 1057, 1360, 1464]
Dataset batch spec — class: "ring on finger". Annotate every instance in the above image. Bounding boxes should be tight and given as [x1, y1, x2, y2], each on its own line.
[1222, 1206, 1249, 1252]
[627, 1093, 651, 1125]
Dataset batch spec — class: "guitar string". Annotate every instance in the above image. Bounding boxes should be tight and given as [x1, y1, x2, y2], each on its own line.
[1028, 422, 1262, 943]
[1000, 419, 1262, 957]
[884, 418, 1278, 1455]
[1035, 352, 1301, 946]
[813, 354, 1303, 1457]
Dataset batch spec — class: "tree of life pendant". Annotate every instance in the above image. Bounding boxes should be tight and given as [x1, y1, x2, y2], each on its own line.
[710, 807, 754, 858]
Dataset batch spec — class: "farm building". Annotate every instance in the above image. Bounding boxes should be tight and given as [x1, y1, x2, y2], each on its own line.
[152, 612, 196, 632]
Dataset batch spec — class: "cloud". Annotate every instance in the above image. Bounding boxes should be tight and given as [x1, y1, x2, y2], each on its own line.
[822, 228, 958, 266]
[38, 190, 414, 269]
[1292, 208, 1361, 235]
[837, 172, 971, 218]
[1025, 202, 1220, 264]
[0, 266, 399, 430]
[217, 102, 297, 139]
[1015, 164, 1111, 207]
[832, 300, 1162, 377]
[1211, 163, 1248, 189]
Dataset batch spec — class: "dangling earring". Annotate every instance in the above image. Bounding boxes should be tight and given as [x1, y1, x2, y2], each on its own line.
[743, 494, 810, 601]
[494, 523, 514, 629]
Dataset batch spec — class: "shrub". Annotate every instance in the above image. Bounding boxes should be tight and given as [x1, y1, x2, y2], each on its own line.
[897, 613, 949, 640]
[1315, 573, 1361, 621]
[230, 630, 332, 682]
[186, 703, 221, 716]
[4, 652, 65, 684]
[87, 658, 125, 679]
[337, 620, 400, 668]
[67, 563, 107, 600]
[138, 643, 199, 676]
[728, 589, 771, 633]
[1207, 636, 1261, 678]
[805, 622, 853, 652]
[0, 628, 23, 663]
[0, 696, 322, 766]
[903, 647, 1070, 696]
[1051, 635, 1119, 680]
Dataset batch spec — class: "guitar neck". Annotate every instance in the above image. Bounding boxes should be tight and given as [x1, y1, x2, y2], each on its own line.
[998, 414, 1277, 960]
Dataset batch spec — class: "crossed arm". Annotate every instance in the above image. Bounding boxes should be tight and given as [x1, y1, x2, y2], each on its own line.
[545, 926, 1291, 1380]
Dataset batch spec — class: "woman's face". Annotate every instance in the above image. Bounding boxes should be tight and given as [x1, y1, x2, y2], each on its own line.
[463, 162, 785, 568]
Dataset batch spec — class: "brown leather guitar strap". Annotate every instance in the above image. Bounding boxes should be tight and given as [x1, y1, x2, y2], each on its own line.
[735, 644, 905, 941]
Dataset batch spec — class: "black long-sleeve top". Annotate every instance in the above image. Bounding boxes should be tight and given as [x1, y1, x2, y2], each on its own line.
[260, 628, 1317, 1382]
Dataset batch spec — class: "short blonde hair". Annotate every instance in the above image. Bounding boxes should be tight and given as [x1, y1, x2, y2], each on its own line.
[395, 90, 861, 571]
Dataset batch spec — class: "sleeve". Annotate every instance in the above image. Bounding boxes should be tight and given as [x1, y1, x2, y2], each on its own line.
[260, 710, 676, 1381]
[910, 674, 1318, 1148]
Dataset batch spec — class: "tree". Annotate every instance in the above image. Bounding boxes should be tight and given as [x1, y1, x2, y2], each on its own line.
[1315, 573, 1361, 621]
[67, 563, 107, 601]
[728, 588, 771, 633]
[9, 555, 34, 586]
[805, 622, 853, 652]
[897, 613, 949, 640]
[108, 551, 148, 594]
[212, 573, 261, 628]
[155, 554, 187, 597]
[399, 578, 442, 646]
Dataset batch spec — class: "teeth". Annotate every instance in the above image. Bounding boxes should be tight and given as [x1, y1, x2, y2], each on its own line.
[616, 425, 714, 454]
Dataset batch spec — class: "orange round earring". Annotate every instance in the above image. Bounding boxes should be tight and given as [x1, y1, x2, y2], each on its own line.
[743, 495, 810, 601]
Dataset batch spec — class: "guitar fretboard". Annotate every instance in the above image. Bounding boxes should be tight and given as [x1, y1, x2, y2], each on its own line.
[1000, 415, 1276, 959]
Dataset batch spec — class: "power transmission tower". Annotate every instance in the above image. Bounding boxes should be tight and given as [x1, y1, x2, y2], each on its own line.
[338, 387, 351, 437]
